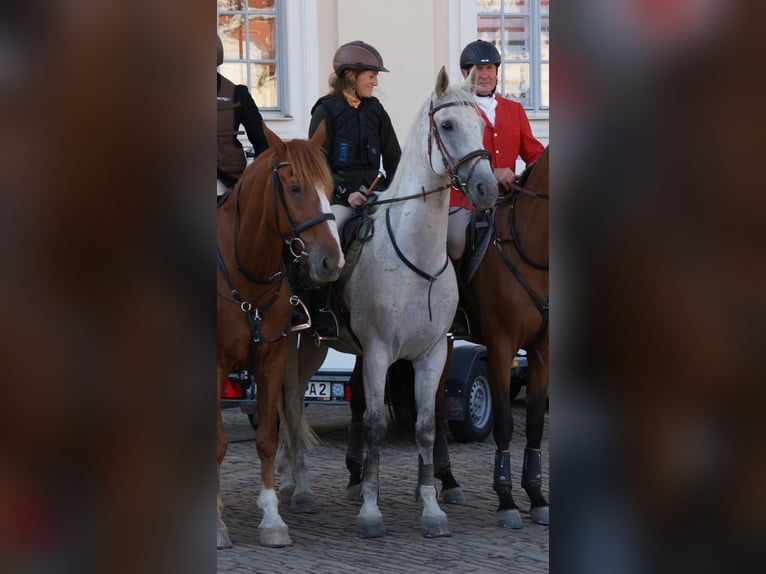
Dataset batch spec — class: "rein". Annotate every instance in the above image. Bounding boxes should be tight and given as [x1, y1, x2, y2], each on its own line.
[217, 158, 337, 350]
[378, 96, 491, 322]
[492, 169, 549, 364]
[385, 208, 449, 322]
[427, 99, 491, 197]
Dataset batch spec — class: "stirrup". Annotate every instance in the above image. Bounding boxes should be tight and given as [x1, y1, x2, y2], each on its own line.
[312, 308, 340, 342]
[447, 307, 471, 340]
[289, 296, 312, 332]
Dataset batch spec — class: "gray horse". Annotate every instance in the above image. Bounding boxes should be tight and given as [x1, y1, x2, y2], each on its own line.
[279, 67, 497, 538]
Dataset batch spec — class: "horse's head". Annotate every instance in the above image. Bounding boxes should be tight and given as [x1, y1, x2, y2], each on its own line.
[427, 66, 498, 210]
[264, 124, 345, 283]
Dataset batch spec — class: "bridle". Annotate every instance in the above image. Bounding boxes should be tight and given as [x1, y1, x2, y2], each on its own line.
[383, 97, 492, 321]
[427, 98, 491, 196]
[217, 159, 336, 343]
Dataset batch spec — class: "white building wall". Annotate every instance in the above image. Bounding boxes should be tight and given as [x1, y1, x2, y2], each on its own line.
[264, 0, 548, 161]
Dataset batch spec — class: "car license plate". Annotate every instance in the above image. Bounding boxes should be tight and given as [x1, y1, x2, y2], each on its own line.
[305, 381, 332, 400]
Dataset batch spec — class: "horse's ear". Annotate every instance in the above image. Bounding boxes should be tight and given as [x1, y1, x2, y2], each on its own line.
[310, 119, 326, 148]
[263, 123, 286, 156]
[461, 66, 476, 94]
[435, 65, 449, 97]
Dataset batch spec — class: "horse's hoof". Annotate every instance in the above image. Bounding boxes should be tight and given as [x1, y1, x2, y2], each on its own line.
[497, 508, 523, 529]
[217, 528, 232, 549]
[346, 484, 362, 501]
[531, 505, 549, 525]
[422, 516, 451, 538]
[290, 492, 318, 513]
[278, 486, 295, 505]
[358, 517, 386, 538]
[440, 486, 465, 504]
[259, 526, 292, 547]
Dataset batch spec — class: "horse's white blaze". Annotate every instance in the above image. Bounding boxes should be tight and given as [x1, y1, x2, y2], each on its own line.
[257, 487, 287, 529]
[316, 188, 345, 267]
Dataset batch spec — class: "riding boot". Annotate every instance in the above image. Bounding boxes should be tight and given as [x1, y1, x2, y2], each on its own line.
[309, 284, 339, 341]
[448, 258, 471, 339]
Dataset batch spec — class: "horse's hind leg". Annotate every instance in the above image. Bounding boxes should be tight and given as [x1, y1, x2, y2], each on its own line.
[434, 342, 465, 504]
[413, 350, 451, 537]
[279, 338, 325, 513]
[487, 346, 524, 529]
[345, 357, 365, 501]
[522, 349, 549, 525]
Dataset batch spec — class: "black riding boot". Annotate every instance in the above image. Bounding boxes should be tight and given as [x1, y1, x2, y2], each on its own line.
[309, 284, 339, 340]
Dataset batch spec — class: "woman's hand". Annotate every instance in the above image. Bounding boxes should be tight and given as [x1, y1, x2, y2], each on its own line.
[348, 190, 368, 209]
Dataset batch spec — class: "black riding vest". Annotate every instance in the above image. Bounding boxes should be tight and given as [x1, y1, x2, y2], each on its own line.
[313, 94, 385, 173]
[217, 75, 247, 176]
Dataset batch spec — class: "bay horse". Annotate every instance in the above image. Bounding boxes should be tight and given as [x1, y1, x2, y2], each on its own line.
[217, 123, 344, 548]
[278, 67, 498, 538]
[463, 145, 550, 528]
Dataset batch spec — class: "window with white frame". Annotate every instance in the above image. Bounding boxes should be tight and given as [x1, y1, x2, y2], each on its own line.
[217, 0, 283, 112]
[476, 0, 549, 113]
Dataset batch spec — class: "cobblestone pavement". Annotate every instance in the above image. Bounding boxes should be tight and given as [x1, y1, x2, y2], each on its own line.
[218, 401, 549, 573]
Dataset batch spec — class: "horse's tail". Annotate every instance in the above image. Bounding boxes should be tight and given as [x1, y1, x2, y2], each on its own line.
[386, 359, 417, 441]
[278, 389, 320, 452]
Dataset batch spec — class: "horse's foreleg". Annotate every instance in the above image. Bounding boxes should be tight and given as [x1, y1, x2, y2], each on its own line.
[413, 351, 451, 537]
[216, 368, 232, 549]
[254, 358, 292, 547]
[357, 354, 387, 538]
[522, 350, 549, 525]
[487, 346, 523, 529]
[345, 357, 365, 500]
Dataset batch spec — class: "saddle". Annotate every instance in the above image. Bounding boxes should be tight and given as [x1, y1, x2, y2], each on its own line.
[285, 199, 378, 343]
[460, 206, 495, 286]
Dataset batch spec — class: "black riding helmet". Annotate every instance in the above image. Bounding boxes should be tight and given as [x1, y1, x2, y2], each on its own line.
[459, 39, 501, 71]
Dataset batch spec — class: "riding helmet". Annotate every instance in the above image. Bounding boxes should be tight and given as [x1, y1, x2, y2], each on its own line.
[333, 41, 389, 75]
[459, 39, 501, 70]
[217, 35, 223, 66]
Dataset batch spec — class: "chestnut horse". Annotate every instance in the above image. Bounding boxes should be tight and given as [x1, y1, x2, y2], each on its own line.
[216, 124, 344, 548]
[278, 67, 498, 538]
[464, 146, 550, 528]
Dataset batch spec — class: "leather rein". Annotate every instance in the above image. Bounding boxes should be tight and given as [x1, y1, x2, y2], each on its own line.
[492, 176, 550, 362]
[384, 98, 492, 321]
[217, 159, 336, 345]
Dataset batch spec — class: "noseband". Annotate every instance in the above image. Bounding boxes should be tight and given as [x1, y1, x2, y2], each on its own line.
[427, 99, 491, 195]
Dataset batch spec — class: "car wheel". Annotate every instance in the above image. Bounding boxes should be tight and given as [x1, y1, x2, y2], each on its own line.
[449, 360, 493, 443]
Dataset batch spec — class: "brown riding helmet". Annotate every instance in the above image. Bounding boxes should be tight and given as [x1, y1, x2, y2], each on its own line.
[332, 41, 389, 76]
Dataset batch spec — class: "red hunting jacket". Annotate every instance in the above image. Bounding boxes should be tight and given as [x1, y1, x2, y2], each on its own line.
[450, 95, 544, 208]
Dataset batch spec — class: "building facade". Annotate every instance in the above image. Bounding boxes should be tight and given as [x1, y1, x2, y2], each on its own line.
[217, 0, 549, 163]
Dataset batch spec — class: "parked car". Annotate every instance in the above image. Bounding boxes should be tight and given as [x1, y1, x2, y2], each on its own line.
[221, 342, 528, 443]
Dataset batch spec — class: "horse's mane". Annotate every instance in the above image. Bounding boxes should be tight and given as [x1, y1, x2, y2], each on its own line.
[273, 138, 334, 198]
